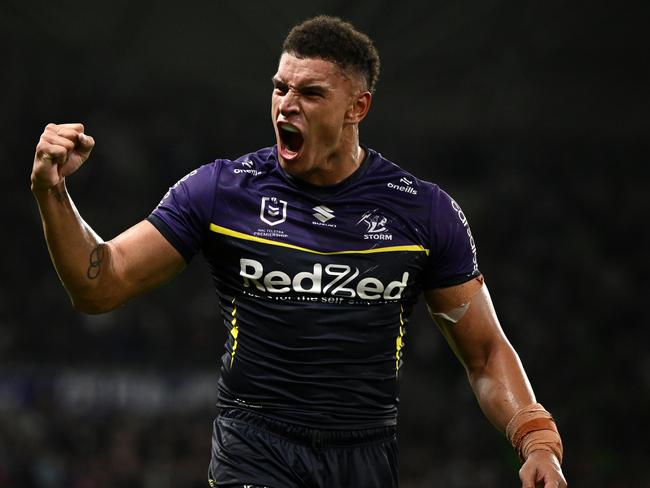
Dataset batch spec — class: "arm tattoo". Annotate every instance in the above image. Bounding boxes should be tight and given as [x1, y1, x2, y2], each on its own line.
[86, 245, 105, 279]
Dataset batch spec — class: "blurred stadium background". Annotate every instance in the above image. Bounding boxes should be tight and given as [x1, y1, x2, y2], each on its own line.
[1, 1, 647, 486]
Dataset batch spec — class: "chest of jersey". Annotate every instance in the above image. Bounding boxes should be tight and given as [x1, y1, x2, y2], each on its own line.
[204, 169, 430, 306]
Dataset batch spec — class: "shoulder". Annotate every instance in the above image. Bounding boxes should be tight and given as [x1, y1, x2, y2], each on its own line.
[177, 147, 277, 187]
[214, 146, 278, 182]
[364, 147, 440, 204]
[363, 147, 474, 242]
[369, 151, 482, 288]
[155, 147, 274, 207]
[366, 149, 469, 213]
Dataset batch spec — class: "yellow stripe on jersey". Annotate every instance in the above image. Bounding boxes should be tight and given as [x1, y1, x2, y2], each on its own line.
[229, 297, 239, 368]
[209, 223, 429, 255]
[395, 305, 406, 375]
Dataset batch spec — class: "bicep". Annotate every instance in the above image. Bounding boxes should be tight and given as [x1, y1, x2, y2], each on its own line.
[107, 220, 186, 302]
[424, 278, 508, 370]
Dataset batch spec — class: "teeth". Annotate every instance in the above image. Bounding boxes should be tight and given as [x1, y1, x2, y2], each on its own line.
[280, 123, 300, 133]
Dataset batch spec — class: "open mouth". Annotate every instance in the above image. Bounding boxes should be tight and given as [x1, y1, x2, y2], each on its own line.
[278, 122, 304, 160]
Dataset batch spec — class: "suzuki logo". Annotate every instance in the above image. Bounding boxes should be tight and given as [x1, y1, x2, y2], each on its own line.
[312, 205, 335, 223]
[260, 197, 287, 226]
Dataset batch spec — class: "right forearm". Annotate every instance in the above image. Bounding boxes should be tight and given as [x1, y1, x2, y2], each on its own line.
[33, 180, 115, 312]
[30, 123, 184, 313]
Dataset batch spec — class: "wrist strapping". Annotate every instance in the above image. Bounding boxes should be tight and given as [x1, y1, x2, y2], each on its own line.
[505, 402, 563, 464]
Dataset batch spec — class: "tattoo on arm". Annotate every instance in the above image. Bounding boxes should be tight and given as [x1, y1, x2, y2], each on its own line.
[86, 245, 104, 279]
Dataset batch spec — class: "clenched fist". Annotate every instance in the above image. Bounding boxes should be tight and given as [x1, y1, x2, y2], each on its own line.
[31, 123, 95, 192]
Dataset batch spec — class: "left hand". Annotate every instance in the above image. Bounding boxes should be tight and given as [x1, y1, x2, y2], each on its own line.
[519, 450, 567, 487]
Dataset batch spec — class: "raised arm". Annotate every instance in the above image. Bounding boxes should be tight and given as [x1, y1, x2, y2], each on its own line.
[425, 277, 566, 488]
[31, 123, 186, 314]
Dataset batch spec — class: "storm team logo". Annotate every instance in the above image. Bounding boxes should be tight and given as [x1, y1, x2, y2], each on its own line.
[260, 197, 287, 226]
[357, 210, 392, 240]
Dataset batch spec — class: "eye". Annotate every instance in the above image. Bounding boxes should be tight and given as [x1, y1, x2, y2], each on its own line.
[303, 89, 324, 99]
[272, 79, 288, 95]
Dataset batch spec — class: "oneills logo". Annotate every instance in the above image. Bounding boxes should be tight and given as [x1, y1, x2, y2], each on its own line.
[234, 160, 261, 175]
[387, 176, 417, 195]
[260, 197, 287, 226]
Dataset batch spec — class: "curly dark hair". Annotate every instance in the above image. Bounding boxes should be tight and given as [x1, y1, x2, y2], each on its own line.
[282, 16, 380, 94]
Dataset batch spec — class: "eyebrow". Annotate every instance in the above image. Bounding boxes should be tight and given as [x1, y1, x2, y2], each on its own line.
[271, 77, 328, 95]
[271, 77, 287, 89]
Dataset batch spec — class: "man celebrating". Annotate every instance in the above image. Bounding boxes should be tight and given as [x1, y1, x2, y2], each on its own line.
[31, 15, 566, 488]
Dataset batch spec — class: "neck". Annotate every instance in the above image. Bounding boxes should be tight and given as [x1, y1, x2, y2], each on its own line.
[328, 142, 364, 182]
[294, 128, 364, 186]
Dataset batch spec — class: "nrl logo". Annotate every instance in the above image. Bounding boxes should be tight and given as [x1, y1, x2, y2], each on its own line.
[260, 197, 287, 226]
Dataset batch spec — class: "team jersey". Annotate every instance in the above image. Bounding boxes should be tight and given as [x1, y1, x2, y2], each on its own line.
[147, 146, 479, 429]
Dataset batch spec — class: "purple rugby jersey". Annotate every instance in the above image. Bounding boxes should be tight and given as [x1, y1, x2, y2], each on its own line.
[147, 146, 479, 429]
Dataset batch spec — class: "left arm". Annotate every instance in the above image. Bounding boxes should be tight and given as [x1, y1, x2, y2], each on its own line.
[425, 277, 566, 487]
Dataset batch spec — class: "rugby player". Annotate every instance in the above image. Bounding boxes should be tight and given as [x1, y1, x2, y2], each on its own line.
[31, 15, 566, 488]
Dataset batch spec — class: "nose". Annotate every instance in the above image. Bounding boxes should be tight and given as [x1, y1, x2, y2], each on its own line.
[278, 90, 299, 116]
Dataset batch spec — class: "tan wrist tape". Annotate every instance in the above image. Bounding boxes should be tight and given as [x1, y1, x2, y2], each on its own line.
[505, 402, 563, 464]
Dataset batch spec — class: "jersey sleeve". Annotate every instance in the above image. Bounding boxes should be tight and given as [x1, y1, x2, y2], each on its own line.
[422, 185, 480, 289]
[146, 161, 221, 262]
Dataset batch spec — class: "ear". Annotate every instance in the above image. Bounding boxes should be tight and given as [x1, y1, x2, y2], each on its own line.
[345, 91, 372, 124]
